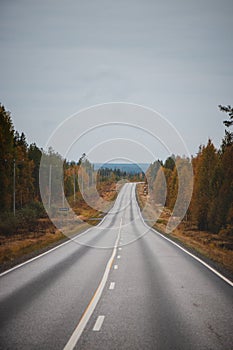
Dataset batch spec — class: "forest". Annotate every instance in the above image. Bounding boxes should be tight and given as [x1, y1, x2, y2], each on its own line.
[146, 105, 233, 236]
[0, 103, 143, 236]
[0, 103, 233, 238]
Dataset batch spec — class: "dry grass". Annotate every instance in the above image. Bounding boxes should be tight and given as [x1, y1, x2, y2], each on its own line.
[0, 229, 64, 265]
[136, 183, 233, 275]
[0, 182, 118, 270]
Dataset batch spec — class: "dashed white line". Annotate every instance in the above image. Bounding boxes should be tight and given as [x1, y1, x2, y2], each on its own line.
[117, 255, 121, 259]
[114, 265, 118, 270]
[63, 219, 122, 350]
[118, 247, 122, 251]
[109, 282, 115, 290]
[93, 315, 105, 331]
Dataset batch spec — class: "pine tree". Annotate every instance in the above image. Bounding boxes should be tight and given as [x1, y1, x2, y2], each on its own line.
[212, 145, 233, 232]
[152, 166, 167, 205]
[14, 132, 34, 208]
[0, 104, 14, 210]
[190, 140, 218, 230]
[28, 143, 42, 200]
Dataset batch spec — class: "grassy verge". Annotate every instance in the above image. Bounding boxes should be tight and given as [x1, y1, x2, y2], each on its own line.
[0, 222, 89, 270]
[0, 182, 118, 272]
[136, 183, 233, 279]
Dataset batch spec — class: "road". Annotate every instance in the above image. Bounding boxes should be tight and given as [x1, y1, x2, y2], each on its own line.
[0, 183, 232, 349]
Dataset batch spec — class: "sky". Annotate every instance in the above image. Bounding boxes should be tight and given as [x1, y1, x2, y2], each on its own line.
[0, 0, 232, 163]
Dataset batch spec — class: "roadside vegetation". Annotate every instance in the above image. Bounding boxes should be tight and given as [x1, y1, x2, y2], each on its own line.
[0, 103, 144, 270]
[1, 102, 232, 274]
[136, 183, 233, 275]
[137, 105, 233, 275]
[0, 181, 117, 270]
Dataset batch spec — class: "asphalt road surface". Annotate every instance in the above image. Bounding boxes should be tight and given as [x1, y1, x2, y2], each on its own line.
[0, 183, 232, 349]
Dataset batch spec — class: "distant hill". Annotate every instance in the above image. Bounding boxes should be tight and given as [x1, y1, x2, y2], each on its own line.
[94, 163, 150, 174]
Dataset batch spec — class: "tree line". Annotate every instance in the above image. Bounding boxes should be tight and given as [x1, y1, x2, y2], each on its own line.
[0, 103, 144, 232]
[0, 105, 92, 233]
[97, 167, 144, 183]
[146, 105, 233, 235]
[1, 103, 232, 235]
[0, 104, 38, 211]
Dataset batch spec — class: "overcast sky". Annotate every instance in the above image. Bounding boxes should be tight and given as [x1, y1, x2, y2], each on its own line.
[0, 0, 232, 162]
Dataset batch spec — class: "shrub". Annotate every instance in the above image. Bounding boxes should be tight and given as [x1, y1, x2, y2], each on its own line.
[27, 201, 47, 218]
[0, 212, 19, 236]
[0, 201, 47, 236]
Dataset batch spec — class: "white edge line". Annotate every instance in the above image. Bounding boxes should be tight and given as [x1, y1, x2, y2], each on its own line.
[0, 213, 109, 278]
[134, 184, 233, 287]
[63, 221, 121, 350]
[0, 238, 71, 277]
